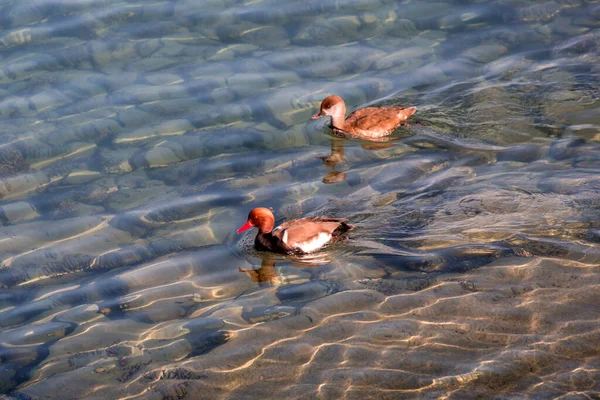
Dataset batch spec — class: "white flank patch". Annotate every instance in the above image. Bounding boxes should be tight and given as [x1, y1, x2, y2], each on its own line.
[281, 230, 288, 244]
[295, 232, 332, 253]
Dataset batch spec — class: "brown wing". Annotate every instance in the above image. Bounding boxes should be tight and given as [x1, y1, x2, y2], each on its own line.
[346, 106, 416, 136]
[274, 218, 353, 244]
[277, 217, 348, 229]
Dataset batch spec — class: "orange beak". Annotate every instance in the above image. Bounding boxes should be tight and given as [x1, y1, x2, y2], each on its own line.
[236, 220, 253, 234]
[311, 111, 324, 119]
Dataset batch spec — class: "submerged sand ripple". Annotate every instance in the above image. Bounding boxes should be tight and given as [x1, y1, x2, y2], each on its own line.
[9, 255, 597, 399]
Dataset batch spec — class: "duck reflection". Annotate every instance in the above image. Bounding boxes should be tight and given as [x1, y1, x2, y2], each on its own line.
[317, 137, 347, 184]
[239, 252, 332, 285]
[317, 137, 398, 184]
[239, 254, 278, 285]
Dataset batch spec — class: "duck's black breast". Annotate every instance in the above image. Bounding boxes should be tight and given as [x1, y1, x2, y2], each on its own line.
[255, 232, 294, 254]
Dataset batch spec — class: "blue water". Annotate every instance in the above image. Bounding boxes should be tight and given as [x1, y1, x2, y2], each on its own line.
[0, 0, 599, 398]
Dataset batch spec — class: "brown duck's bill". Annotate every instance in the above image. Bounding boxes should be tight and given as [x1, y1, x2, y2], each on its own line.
[311, 111, 324, 119]
[236, 220, 253, 234]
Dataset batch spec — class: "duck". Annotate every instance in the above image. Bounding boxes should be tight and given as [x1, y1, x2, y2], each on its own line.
[311, 95, 417, 139]
[236, 207, 354, 254]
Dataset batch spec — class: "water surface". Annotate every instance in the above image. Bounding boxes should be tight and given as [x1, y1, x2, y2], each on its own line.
[0, 0, 599, 398]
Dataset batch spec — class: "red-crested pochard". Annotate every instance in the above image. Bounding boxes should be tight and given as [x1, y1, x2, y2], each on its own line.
[312, 95, 417, 139]
[236, 207, 354, 254]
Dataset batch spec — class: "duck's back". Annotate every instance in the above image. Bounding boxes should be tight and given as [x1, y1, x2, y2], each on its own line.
[345, 106, 416, 138]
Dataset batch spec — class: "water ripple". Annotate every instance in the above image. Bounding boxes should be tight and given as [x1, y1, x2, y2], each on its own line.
[0, 0, 599, 398]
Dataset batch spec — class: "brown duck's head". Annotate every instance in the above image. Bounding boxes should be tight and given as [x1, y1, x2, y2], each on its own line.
[311, 95, 346, 120]
[399, 106, 417, 120]
[236, 207, 275, 234]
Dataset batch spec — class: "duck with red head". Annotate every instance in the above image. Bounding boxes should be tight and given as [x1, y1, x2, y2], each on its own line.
[236, 207, 354, 254]
[312, 95, 417, 139]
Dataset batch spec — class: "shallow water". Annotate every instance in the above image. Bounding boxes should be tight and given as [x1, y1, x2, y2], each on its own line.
[0, 0, 599, 398]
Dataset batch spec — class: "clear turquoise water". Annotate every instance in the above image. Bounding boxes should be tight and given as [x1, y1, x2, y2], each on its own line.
[0, 0, 599, 398]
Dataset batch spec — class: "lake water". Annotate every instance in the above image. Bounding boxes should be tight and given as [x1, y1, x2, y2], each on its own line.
[0, 0, 599, 398]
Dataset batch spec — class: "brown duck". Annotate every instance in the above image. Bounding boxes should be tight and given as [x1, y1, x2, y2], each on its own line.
[236, 207, 354, 254]
[311, 95, 417, 139]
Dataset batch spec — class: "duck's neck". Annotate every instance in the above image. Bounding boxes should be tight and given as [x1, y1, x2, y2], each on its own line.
[329, 105, 347, 131]
[256, 225, 275, 244]
[330, 116, 347, 131]
[255, 231, 276, 251]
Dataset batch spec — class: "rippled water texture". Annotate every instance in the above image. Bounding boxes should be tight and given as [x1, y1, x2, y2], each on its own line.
[0, 0, 599, 398]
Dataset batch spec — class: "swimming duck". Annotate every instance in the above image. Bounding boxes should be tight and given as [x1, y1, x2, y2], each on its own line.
[312, 95, 417, 139]
[236, 207, 354, 254]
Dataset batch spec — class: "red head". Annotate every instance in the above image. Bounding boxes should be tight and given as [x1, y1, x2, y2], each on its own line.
[311, 95, 346, 120]
[236, 207, 275, 234]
